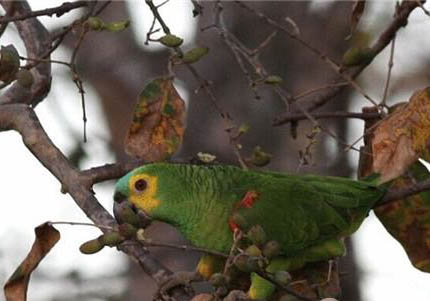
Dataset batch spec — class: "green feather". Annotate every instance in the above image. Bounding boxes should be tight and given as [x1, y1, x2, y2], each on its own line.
[114, 163, 386, 299]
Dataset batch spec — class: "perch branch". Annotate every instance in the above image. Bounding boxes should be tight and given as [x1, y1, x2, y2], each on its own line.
[0, 104, 192, 301]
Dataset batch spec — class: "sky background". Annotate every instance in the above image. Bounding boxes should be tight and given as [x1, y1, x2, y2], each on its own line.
[1, 1, 430, 300]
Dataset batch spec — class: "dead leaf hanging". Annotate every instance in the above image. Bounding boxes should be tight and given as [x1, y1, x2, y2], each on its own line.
[124, 77, 186, 162]
[4, 223, 60, 301]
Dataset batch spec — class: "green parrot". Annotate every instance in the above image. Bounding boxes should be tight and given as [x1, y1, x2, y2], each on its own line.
[113, 163, 385, 299]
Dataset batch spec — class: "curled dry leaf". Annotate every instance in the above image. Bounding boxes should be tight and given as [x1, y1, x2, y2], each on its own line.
[4, 223, 60, 301]
[125, 77, 186, 162]
[372, 87, 430, 183]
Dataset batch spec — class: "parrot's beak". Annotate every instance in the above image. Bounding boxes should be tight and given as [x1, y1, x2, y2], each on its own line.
[113, 192, 152, 228]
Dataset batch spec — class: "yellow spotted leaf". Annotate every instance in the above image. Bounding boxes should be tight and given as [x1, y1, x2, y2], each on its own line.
[372, 87, 430, 183]
[4, 223, 60, 301]
[125, 77, 186, 161]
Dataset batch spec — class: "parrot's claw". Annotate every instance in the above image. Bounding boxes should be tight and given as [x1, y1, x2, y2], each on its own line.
[154, 271, 203, 300]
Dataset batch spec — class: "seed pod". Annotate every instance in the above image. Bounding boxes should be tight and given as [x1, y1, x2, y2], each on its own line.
[79, 238, 104, 254]
[117, 205, 141, 227]
[274, 270, 292, 285]
[182, 47, 209, 64]
[245, 245, 262, 257]
[264, 75, 283, 85]
[209, 273, 228, 287]
[250, 146, 272, 167]
[118, 223, 137, 239]
[262, 240, 281, 259]
[342, 47, 374, 66]
[159, 34, 184, 47]
[87, 17, 104, 31]
[104, 20, 130, 32]
[246, 256, 264, 272]
[247, 225, 266, 246]
[231, 213, 248, 230]
[16, 69, 33, 88]
[233, 254, 250, 272]
[100, 232, 124, 246]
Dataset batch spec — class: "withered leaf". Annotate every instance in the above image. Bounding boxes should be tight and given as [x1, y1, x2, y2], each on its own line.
[359, 99, 430, 273]
[125, 77, 186, 162]
[346, 0, 366, 40]
[4, 223, 60, 301]
[375, 161, 430, 272]
[372, 87, 430, 183]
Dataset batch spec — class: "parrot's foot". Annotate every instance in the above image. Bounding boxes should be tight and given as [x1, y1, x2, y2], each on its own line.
[154, 271, 203, 300]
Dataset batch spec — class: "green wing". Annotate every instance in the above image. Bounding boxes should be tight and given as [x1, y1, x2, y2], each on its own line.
[232, 170, 385, 256]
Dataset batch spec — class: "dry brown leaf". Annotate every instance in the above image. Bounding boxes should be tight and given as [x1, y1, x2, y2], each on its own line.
[124, 77, 186, 162]
[347, 0, 366, 40]
[359, 100, 430, 273]
[4, 223, 60, 301]
[372, 87, 430, 183]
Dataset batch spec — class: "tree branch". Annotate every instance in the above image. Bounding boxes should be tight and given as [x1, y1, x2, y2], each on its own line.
[0, 104, 192, 301]
[379, 177, 430, 207]
[0, 1, 88, 24]
[272, 111, 381, 125]
[273, 0, 423, 126]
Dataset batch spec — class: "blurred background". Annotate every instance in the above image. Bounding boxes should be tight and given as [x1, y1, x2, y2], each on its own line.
[1, 1, 430, 300]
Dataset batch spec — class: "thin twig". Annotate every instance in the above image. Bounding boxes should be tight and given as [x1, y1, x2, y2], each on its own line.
[381, 35, 396, 106]
[234, 1, 379, 108]
[273, 0, 422, 126]
[48, 221, 114, 231]
[272, 111, 381, 124]
[294, 82, 349, 101]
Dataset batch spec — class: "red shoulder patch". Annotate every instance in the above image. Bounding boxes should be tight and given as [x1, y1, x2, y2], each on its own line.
[228, 218, 240, 232]
[239, 190, 259, 208]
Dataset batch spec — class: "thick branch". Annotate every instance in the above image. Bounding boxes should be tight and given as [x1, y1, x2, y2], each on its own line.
[0, 104, 191, 301]
[0, 1, 88, 24]
[0, 0, 52, 106]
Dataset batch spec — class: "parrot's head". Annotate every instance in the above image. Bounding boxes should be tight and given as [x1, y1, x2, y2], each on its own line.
[113, 163, 182, 223]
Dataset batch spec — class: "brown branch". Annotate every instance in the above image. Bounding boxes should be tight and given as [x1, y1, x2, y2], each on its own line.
[82, 161, 145, 184]
[273, 0, 423, 126]
[0, 1, 88, 24]
[0, 104, 191, 301]
[379, 177, 430, 207]
[272, 111, 381, 125]
[0, 0, 51, 107]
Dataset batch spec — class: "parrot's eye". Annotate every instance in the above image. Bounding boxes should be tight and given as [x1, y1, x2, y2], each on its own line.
[134, 179, 147, 192]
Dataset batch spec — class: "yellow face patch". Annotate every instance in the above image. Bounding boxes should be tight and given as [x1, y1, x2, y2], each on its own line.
[128, 173, 160, 213]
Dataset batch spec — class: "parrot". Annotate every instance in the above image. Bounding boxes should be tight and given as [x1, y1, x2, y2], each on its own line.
[113, 163, 385, 300]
